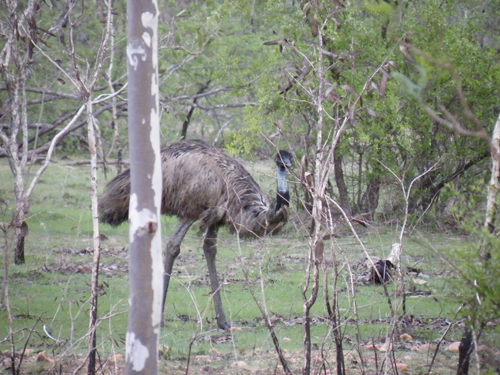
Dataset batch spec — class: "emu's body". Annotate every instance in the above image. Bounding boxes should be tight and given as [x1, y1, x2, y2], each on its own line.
[99, 139, 291, 329]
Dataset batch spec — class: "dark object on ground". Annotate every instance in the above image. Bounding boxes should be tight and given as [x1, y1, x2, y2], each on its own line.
[370, 259, 394, 284]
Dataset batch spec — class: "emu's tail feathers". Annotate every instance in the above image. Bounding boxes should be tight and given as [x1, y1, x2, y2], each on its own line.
[98, 169, 131, 226]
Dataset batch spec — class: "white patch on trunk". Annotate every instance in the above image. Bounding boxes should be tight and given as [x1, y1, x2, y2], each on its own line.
[151, 227, 163, 330]
[149, 91, 162, 331]
[141, 11, 156, 30]
[129, 193, 163, 329]
[142, 31, 152, 48]
[126, 42, 146, 70]
[126, 332, 150, 371]
[139, 3, 163, 332]
[129, 193, 157, 243]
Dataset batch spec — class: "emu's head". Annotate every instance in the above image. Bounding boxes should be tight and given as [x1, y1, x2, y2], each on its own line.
[275, 150, 292, 171]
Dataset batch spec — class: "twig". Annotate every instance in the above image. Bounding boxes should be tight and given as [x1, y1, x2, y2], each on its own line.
[16, 315, 43, 375]
[427, 320, 456, 374]
[237, 237, 292, 374]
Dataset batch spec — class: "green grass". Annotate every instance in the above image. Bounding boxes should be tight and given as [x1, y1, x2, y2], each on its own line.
[0, 157, 478, 373]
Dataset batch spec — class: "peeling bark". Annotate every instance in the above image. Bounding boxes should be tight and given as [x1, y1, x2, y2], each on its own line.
[126, 0, 162, 373]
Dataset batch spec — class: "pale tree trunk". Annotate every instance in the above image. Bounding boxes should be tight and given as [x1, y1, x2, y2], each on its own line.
[86, 100, 102, 375]
[10, 76, 29, 264]
[483, 111, 500, 235]
[302, 22, 324, 374]
[125, 0, 163, 374]
[298, 6, 354, 374]
[106, 19, 124, 175]
[0, 0, 36, 265]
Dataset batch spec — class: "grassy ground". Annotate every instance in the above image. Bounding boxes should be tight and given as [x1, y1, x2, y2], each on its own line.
[0, 157, 494, 374]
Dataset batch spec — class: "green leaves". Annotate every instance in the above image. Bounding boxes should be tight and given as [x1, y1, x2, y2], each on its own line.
[392, 66, 428, 100]
[363, 0, 395, 21]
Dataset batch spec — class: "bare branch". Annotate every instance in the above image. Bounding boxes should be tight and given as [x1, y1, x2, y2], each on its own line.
[19, 23, 81, 90]
[0, 86, 81, 100]
[160, 54, 198, 84]
[404, 41, 485, 132]
[422, 104, 489, 140]
[168, 85, 233, 102]
[25, 104, 86, 197]
[190, 102, 255, 110]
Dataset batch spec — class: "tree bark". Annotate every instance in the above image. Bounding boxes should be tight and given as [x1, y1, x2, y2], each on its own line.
[86, 101, 102, 375]
[181, 80, 211, 140]
[457, 329, 473, 375]
[483, 112, 500, 235]
[333, 145, 352, 217]
[359, 174, 380, 221]
[14, 222, 28, 265]
[126, 0, 163, 374]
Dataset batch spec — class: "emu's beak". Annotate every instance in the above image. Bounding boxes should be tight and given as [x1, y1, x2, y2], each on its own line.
[276, 150, 293, 171]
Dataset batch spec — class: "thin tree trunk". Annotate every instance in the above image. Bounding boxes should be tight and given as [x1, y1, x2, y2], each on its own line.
[330, 252, 345, 375]
[107, 17, 123, 175]
[14, 222, 28, 265]
[7, 23, 30, 264]
[87, 100, 102, 375]
[483, 112, 500, 236]
[180, 80, 211, 140]
[457, 329, 473, 375]
[360, 178, 380, 221]
[125, 0, 163, 373]
[333, 145, 352, 217]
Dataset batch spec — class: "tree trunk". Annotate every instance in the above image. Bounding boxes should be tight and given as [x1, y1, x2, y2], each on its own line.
[126, 0, 163, 373]
[360, 178, 380, 221]
[483, 112, 500, 236]
[12, 187, 29, 264]
[333, 145, 352, 217]
[14, 221, 28, 265]
[86, 100, 102, 375]
[457, 329, 473, 375]
[181, 80, 211, 140]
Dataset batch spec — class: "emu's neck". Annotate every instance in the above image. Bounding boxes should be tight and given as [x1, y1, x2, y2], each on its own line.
[275, 166, 289, 212]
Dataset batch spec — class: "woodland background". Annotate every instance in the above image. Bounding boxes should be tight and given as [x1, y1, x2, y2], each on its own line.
[1, 0, 500, 374]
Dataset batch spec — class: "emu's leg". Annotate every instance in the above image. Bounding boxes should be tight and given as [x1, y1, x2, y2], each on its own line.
[163, 219, 195, 318]
[203, 225, 230, 330]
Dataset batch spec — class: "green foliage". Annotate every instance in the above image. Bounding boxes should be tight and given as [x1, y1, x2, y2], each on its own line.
[157, 0, 296, 143]
[1, 0, 498, 220]
[456, 234, 500, 326]
[363, 0, 394, 18]
[216, 0, 495, 223]
[443, 182, 500, 326]
[392, 66, 428, 100]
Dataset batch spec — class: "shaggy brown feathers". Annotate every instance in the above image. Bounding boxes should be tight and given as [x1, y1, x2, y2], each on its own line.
[99, 139, 288, 235]
[99, 139, 291, 329]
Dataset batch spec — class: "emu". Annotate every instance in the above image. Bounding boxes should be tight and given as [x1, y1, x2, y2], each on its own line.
[99, 139, 292, 329]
